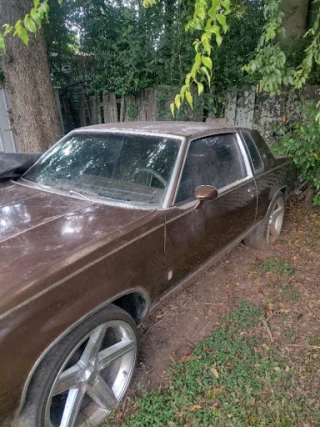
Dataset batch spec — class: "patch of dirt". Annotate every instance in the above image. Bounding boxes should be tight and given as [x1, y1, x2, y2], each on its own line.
[131, 200, 320, 390]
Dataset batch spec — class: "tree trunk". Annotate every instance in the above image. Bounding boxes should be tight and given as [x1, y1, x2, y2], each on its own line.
[0, 0, 61, 152]
[281, 0, 309, 40]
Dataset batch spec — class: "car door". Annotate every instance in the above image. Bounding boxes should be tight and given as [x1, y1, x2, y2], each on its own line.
[163, 132, 257, 288]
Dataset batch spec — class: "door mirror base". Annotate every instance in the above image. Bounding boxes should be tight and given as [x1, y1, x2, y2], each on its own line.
[194, 185, 218, 209]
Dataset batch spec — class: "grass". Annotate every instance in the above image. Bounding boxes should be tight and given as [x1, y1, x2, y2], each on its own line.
[104, 302, 319, 427]
[259, 259, 296, 277]
[280, 283, 300, 302]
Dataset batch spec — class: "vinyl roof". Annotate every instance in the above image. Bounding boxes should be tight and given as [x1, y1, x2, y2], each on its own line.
[79, 120, 241, 138]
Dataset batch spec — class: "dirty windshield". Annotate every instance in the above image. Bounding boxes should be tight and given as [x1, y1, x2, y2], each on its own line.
[22, 132, 181, 206]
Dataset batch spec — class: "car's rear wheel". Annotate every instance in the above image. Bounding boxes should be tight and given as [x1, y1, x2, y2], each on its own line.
[19, 304, 138, 427]
[266, 195, 285, 244]
[244, 193, 285, 249]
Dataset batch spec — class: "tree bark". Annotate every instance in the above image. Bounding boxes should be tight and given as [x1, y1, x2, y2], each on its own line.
[281, 0, 309, 40]
[0, 0, 61, 152]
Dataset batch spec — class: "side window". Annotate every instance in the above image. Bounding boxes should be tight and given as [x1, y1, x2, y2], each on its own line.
[242, 132, 263, 172]
[175, 133, 247, 204]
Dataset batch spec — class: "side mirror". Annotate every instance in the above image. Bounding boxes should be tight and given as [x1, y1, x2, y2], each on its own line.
[194, 185, 218, 209]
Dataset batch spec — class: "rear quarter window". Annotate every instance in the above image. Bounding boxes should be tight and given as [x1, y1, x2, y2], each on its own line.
[242, 132, 263, 172]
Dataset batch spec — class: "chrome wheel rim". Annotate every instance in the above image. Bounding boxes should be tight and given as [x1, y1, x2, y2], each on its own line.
[267, 197, 285, 243]
[45, 320, 137, 427]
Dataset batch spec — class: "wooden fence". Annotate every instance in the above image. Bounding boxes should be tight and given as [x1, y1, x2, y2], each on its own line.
[58, 84, 320, 141]
[59, 86, 204, 133]
[225, 84, 320, 139]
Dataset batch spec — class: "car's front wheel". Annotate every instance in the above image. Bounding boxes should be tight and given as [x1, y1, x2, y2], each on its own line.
[19, 304, 138, 427]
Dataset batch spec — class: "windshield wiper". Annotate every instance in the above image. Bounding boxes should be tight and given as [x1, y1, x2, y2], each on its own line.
[69, 190, 93, 201]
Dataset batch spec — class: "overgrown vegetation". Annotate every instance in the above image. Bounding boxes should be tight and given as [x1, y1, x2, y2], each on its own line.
[273, 104, 320, 206]
[0, 0, 319, 179]
[41, 0, 266, 101]
[2, 1, 320, 111]
[258, 259, 296, 276]
[104, 301, 320, 427]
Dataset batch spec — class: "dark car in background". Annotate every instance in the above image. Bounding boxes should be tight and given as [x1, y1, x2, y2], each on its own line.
[0, 121, 296, 427]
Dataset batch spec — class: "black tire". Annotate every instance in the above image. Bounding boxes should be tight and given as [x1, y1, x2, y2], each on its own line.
[19, 304, 138, 427]
[244, 193, 285, 249]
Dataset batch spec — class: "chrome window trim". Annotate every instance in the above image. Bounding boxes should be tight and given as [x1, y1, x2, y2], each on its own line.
[240, 131, 265, 174]
[236, 132, 253, 178]
[76, 128, 185, 141]
[20, 130, 184, 211]
[162, 137, 187, 209]
[171, 131, 254, 206]
[163, 136, 189, 209]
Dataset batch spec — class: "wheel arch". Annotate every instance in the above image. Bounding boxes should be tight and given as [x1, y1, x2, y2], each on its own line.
[17, 288, 150, 417]
[280, 186, 287, 197]
[268, 186, 286, 213]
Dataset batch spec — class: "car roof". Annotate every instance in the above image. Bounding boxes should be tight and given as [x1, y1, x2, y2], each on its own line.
[78, 120, 247, 138]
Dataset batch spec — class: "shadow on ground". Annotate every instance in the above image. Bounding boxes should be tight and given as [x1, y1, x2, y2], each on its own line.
[132, 201, 320, 389]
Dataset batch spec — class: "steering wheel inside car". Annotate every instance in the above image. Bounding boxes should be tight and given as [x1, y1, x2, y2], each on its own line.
[132, 168, 167, 188]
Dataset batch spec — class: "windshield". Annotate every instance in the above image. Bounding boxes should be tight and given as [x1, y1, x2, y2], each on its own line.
[22, 132, 181, 207]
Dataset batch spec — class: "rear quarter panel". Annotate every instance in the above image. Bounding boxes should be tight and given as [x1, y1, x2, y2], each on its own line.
[245, 130, 297, 222]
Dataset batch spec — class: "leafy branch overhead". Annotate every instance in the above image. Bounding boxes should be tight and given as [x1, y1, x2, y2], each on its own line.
[243, 0, 320, 116]
[1, 0, 320, 118]
[0, 0, 62, 51]
[144, 0, 231, 114]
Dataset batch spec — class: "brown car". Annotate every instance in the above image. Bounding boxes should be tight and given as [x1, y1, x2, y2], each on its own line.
[0, 121, 296, 427]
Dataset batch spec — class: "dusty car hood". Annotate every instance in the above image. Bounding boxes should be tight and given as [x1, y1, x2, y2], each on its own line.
[0, 182, 155, 296]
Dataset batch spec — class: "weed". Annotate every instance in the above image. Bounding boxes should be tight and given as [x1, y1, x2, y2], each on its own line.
[308, 239, 317, 247]
[267, 281, 276, 288]
[104, 302, 320, 427]
[280, 283, 301, 302]
[260, 259, 295, 276]
[278, 237, 287, 244]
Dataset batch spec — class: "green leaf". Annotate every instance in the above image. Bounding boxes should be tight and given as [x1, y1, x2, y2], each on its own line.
[19, 26, 29, 45]
[175, 94, 181, 109]
[33, 0, 40, 8]
[211, 25, 222, 46]
[38, 1, 49, 20]
[3, 24, 13, 36]
[314, 49, 320, 65]
[186, 90, 193, 108]
[24, 15, 37, 34]
[202, 56, 212, 70]
[185, 73, 192, 86]
[193, 40, 201, 51]
[0, 33, 6, 52]
[180, 85, 187, 102]
[201, 33, 211, 55]
[170, 103, 175, 117]
[217, 14, 228, 32]
[197, 81, 204, 96]
[31, 8, 41, 26]
[195, 52, 202, 69]
[15, 20, 29, 45]
[208, 0, 220, 18]
[221, 0, 231, 14]
[201, 66, 211, 86]
[216, 33, 222, 46]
